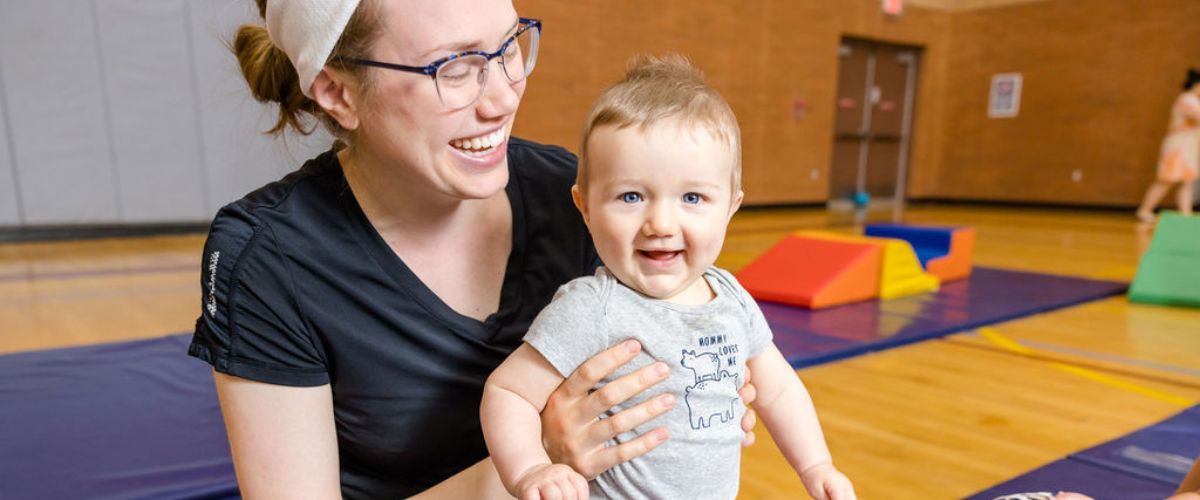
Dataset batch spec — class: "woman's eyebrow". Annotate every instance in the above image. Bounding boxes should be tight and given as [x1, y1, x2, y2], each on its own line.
[416, 18, 520, 60]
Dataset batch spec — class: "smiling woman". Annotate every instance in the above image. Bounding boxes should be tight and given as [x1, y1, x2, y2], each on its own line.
[187, 0, 756, 498]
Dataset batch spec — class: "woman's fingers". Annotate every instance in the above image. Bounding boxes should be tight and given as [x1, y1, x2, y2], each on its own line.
[741, 429, 756, 447]
[740, 407, 757, 447]
[738, 364, 758, 447]
[541, 339, 671, 478]
[586, 426, 668, 477]
[560, 340, 642, 402]
[582, 361, 669, 417]
[738, 370, 757, 405]
[590, 393, 675, 443]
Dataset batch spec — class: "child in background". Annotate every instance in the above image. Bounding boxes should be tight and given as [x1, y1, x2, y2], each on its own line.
[1136, 68, 1200, 222]
[481, 54, 855, 500]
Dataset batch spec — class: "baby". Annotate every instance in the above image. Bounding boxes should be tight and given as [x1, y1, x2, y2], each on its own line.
[481, 55, 855, 500]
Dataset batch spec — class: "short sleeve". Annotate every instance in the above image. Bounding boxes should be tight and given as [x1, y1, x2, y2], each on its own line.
[522, 277, 609, 378]
[713, 268, 774, 359]
[742, 292, 775, 359]
[187, 205, 330, 387]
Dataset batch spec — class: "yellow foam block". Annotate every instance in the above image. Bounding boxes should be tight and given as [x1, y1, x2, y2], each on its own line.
[794, 231, 940, 300]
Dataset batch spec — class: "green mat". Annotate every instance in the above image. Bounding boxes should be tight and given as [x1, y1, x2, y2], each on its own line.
[1129, 211, 1200, 307]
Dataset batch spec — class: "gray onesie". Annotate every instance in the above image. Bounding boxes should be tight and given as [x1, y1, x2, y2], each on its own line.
[524, 266, 774, 500]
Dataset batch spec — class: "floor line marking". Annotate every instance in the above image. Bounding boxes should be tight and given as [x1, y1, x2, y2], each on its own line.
[977, 327, 1196, 408]
[1012, 337, 1200, 379]
[0, 263, 197, 283]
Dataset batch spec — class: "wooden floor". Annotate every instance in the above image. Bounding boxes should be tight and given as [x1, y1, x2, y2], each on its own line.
[2, 205, 1197, 499]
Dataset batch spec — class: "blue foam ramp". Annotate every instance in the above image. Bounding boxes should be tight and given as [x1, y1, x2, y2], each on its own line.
[0, 334, 239, 500]
[967, 406, 1200, 499]
[864, 223, 954, 266]
[762, 267, 1128, 368]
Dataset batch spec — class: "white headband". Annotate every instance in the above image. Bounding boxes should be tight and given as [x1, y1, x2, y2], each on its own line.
[265, 0, 362, 99]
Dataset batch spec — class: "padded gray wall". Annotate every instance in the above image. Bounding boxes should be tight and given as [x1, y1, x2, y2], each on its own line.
[0, 0, 330, 227]
[0, 62, 19, 225]
[187, 0, 331, 216]
[97, 0, 208, 223]
[0, 2, 120, 224]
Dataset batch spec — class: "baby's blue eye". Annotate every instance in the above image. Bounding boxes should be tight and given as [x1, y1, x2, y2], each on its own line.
[682, 193, 702, 204]
[621, 192, 643, 203]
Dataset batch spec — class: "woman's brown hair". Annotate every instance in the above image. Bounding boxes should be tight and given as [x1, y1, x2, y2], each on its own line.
[233, 0, 380, 137]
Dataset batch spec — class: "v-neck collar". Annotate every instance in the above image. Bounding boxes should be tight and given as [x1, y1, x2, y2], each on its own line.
[336, 155, 528, 342]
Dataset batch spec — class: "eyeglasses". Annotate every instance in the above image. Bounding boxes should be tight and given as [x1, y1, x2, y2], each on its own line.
[348, 18, 541, 111]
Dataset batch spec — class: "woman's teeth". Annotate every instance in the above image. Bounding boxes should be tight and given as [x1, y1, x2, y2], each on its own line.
[452, 129, 505, 154]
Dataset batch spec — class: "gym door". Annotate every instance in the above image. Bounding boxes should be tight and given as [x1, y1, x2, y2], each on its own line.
[829, 38, 921, 206]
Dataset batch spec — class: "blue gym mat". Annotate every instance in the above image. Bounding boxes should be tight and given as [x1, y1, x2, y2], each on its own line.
[967, 405, 1200, 499]
[0, 334, 238, 500]
[761, 266, 1129, 368]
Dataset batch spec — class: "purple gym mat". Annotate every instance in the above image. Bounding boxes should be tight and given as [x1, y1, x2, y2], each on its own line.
[0, 334, 238, 500]
[762, 266, 1128, 368]
[967, 406, 1200, 499]
[966, 459, 1174, 500]
[0, 267, 1130, 499]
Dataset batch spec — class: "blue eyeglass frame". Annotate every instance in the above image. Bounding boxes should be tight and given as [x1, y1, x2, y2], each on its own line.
[347, 17, 541, 78]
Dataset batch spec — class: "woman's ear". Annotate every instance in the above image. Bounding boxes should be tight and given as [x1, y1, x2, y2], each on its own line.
[311, 69, 360, 130]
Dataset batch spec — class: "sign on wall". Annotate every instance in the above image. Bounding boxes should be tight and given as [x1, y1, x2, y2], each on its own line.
[988, 73, 1023, 118]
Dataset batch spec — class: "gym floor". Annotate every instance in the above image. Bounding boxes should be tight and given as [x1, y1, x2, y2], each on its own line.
[3, 204, 1197, 498]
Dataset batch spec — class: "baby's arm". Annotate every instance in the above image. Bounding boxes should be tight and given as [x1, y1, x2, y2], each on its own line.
[481, 343, 589, 500]
[747, 345, 855, 500]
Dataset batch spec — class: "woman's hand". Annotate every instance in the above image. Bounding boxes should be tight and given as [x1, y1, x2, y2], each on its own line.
[540, 340, 673, 478]
[739, 365, 758, 447]
[539, 339, 761, 478]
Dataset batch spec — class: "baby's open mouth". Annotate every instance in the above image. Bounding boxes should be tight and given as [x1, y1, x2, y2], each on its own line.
[639, 250, 681, 261]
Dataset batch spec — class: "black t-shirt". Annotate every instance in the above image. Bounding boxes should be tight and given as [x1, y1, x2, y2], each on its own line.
[188, 138, 600, 499]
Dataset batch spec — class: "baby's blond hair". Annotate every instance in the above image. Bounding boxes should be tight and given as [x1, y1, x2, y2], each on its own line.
[577, 54, 742, 195]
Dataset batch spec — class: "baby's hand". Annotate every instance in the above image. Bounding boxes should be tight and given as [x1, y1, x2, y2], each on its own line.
[799, 463, 856, 500]
[513, 463, 589, 500]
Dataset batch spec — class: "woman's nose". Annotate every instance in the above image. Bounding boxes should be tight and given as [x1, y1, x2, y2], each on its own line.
[475, 60, 521, 118]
